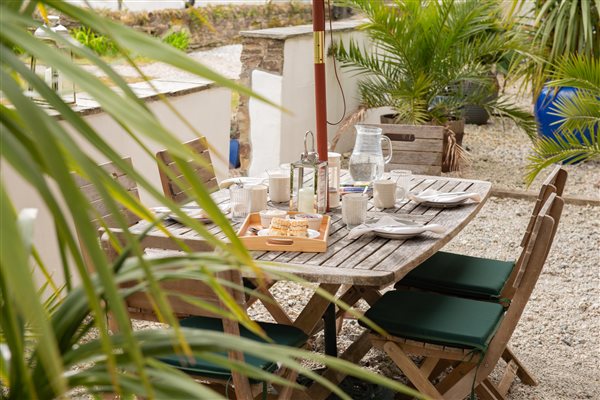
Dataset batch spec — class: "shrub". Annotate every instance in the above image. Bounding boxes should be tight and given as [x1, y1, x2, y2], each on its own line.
[163, 30, 189, 52]
[71, 26, 117, 57]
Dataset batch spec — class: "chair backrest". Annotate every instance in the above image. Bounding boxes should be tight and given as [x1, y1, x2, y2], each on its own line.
[73, 157, 141, 231]
[156, 137, 219, 204]
[470, 193, 564, 393]
[108, 235, 254, 396]
[372, 123, 445, 176]
[520, 166, 567, 247]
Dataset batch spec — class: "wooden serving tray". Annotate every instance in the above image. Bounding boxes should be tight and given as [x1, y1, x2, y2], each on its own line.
[237, 212, 330, 252]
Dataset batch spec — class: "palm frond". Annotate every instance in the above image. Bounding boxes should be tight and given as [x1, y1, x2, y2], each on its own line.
[336, 0, 532, 132]
[525, 128, 600, 184]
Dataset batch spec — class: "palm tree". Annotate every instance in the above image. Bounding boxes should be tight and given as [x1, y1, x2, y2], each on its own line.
[332, 0, 535, 133]
[525, 55, 600, 183]
[0, 1, 418, 398]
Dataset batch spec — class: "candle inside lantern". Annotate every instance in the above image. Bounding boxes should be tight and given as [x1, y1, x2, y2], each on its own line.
[298, 187, 315, 213]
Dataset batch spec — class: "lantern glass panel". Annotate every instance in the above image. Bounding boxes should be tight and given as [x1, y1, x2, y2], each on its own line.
[27, 15, 76, 104]
[290, 160, 328, 214]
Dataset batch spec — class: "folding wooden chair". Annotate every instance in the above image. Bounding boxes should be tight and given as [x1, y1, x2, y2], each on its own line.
[102, 231, 305, 399]
[360, 192, 564, 399]
[396, 166, 567, 303]
[74, 159, 292, 330]
[156, 136, 219, 204]
[156, 139, 295, 326]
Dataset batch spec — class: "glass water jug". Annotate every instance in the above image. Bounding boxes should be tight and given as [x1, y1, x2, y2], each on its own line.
[349, 125, 393, 183]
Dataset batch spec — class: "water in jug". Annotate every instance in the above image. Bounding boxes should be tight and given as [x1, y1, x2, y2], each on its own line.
[349, 125, 393, 183]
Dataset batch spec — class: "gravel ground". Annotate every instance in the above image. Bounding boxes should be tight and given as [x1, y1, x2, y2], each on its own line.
[81, 45, 243, 81]
[95, 46, 600, 399]
[247, 193, 600, 400]
[455, 117, 600, 199]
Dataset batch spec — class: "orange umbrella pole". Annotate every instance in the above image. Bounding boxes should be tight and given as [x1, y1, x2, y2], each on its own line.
[312, 0, 328, 163]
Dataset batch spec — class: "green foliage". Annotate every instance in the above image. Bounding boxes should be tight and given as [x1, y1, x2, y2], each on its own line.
[0, 2, 420, 399]
[510, 0, 600, 97]
[71, 26, 118, 57]
[162, 30, 189, 52]
[333, 0, 535, 135]
[526, 55, 600, 183]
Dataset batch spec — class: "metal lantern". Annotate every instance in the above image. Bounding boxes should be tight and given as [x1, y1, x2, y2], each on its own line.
[290, 131, 328, 214]
[28, 15, 77, 104]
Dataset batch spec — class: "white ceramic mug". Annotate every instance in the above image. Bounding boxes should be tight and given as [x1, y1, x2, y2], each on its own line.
[267, 168, 291, 203]
[342, 193, 368, 228]
[373, 179, 397, 208]
[248, 184, 268, 212]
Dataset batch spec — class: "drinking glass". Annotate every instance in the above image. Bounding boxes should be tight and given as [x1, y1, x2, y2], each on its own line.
[342, 193, 368, 228]
[229, 184, 250, 221]
[390, 170, 412, 200]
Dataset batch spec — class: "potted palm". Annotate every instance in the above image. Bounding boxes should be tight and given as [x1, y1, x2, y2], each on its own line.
[332, 0, 535, 171]
[526, 55, 600, 183]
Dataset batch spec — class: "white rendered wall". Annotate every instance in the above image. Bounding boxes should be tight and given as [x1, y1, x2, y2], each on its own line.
[246, 26, 369, 174]
[3, 86, 231, 288]
[279, 31, 367, 164]
[248, 70, 283, 176]
[72, 87, 231, 205]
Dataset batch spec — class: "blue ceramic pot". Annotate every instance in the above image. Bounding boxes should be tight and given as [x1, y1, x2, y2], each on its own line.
[534, 85, 592, 142]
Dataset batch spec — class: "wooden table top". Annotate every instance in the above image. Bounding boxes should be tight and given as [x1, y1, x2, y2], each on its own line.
[129, 173, 491, 288]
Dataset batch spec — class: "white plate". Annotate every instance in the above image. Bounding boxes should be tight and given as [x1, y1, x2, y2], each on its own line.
[151, 206, 212, 223]
[168, 208, 212, 224]
[219, 177, 267, 189]
[257, 229, 320, 239]
[419, 198, 468, 208]
[372, 225, 427, 239]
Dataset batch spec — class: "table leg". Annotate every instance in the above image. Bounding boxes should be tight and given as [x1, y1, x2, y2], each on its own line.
[323, 303, 337, 357]
[293, 283, 340, 335]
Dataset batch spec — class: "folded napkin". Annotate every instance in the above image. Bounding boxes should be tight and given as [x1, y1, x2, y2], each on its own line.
[347, 215, 445, 240]
[408, 189, 482, 204]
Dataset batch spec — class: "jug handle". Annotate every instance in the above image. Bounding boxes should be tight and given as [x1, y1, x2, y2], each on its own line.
[381, 135, 393, 164]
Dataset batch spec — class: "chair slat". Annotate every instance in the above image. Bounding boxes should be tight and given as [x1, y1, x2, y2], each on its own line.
[156, 137, 218, 204]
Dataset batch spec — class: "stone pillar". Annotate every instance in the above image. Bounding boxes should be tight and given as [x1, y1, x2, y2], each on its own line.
[236, 36, 284, 175]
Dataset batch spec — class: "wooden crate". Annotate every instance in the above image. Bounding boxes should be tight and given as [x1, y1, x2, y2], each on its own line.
[375, 124, 445, 176]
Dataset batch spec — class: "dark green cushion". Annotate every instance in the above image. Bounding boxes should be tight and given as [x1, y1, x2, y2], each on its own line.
[159, 317, 307, 381]
[397, 251, 515, 299]
[361, 290, 504, 350]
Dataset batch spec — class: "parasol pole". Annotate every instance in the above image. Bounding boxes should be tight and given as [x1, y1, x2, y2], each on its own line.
[312, 0, 328, 164]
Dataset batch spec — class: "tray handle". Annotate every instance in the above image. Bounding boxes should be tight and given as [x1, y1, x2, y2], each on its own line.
[266, 238, 294, 246]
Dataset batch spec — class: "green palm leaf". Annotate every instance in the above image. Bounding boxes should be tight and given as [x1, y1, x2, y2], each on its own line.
[526, 54, 600, 183]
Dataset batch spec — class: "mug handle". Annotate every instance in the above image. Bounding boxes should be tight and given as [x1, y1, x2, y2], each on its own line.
[381, 135, 393, 164]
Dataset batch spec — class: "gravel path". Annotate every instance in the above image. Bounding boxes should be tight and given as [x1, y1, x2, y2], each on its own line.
[248, 194, 600, 400]
[455, 117, 600, 199]
[81, 45, 243, 81]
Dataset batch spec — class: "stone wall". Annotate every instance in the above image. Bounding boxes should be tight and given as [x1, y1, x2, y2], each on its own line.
[58, 2, 314, 49]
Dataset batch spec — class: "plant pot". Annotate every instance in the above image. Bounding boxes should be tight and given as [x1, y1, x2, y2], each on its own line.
[381, 114, 465, 172]
[462, 73, 499, 125]
[535, 85, 592, 143]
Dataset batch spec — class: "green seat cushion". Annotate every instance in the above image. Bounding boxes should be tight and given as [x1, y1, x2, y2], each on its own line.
[361, 290, 504, 350]
[159, 317, 307, 381]
[397, 251, 515, 299]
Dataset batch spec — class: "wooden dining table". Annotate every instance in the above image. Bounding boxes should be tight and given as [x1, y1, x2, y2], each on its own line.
[125, 172, 492, 399]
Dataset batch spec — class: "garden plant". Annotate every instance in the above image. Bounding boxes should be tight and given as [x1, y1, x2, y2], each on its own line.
[0, 1, 420, 399]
